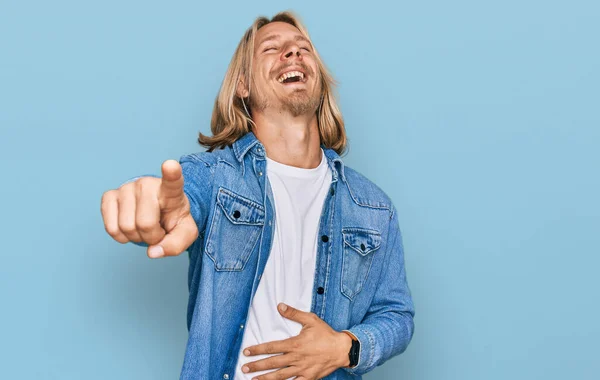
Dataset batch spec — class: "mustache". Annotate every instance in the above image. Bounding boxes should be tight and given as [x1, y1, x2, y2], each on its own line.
[272, 62, 314, 78]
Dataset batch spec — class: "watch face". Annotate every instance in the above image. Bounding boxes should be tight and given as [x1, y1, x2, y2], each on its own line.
[349, 339, 360, 367]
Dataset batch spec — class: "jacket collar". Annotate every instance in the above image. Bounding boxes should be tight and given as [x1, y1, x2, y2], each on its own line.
[232, 131, 346, 183]
[232, 131, 261, 163]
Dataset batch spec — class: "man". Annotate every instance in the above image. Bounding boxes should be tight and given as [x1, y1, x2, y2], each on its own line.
[101, 11, 414, 380]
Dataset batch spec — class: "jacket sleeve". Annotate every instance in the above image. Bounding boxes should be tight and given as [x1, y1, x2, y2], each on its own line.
[343, 206, 415, 376]
[179, 153, 214, 234]
[126, 152, 215, 250]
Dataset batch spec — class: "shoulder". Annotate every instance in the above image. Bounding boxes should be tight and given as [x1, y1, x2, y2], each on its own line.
[179, 145, 237, 169]
[342, 165, 395, 216]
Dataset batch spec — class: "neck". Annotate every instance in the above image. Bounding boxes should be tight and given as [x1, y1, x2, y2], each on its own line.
[251, 110, 322, 169]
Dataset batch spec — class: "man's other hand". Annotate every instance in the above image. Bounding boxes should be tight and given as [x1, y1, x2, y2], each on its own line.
[241, 303, 353, 380]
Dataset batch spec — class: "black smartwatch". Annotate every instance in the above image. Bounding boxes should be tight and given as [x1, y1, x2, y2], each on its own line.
[348, 338, 360, 367]
[343, 331, 360, 368]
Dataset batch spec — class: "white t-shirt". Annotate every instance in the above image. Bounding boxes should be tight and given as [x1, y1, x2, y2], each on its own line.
[234, 149, 333, 379]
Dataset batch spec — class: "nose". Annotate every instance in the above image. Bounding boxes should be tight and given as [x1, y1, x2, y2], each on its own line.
[282, 44, 302, 60]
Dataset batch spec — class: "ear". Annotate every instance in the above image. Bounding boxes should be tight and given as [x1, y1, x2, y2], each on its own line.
[236, 75, 249, 98]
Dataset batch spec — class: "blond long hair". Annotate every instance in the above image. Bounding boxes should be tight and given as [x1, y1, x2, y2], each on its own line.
[198, 11, 347, 155]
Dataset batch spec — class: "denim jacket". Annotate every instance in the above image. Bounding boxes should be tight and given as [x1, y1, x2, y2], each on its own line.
[171, 132, 414, 379]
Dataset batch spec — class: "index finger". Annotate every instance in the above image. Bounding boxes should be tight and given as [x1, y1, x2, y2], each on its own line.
[244, 337, 297, 356]
[159, 159, 184, 203]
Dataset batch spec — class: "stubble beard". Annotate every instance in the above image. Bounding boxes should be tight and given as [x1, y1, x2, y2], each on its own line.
[249, 83, 322, 118]
[281, 89, 321, 117]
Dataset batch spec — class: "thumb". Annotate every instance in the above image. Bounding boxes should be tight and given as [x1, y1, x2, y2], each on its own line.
[147, 213, 198, 258]
[278, 303, 316, 326]
[158, 159, 185, 207]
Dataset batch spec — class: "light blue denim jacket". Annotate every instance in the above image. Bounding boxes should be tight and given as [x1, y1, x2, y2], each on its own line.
[170, 132, 414, 379]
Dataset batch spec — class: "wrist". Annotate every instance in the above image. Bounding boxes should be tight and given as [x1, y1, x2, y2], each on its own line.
[336, 331, 353, 368]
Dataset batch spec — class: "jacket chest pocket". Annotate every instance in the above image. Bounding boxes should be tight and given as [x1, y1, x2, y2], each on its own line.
[341, 227, 382, 300]
[205, 187, 265, 271]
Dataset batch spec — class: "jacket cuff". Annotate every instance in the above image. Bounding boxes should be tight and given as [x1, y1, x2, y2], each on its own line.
[341, 326, 373, 376]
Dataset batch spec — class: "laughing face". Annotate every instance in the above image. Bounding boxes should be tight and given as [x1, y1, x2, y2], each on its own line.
[247, 21, 322, 117]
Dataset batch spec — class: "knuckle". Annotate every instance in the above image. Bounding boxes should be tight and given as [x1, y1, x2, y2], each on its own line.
[114, 235, 129, 244]
[136, 177, 156, 190]
[101, 194, 115, 214]
[136, 218, 156, 233]
[292, 352, 303, 363]
[119, 182, 135, 193]
[101, 190, 115, 204]
[119, 220, 136, 234]
[265, 343, 273, 354]
[105, 224, 128, 243]
[105, 224, 120, 236]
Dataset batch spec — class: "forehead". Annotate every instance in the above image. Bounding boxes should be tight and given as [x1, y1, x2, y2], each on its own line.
[256, 21, 307, 44]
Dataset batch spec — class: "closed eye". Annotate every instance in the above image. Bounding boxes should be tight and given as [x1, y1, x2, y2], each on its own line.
[263, 46, 278, 52]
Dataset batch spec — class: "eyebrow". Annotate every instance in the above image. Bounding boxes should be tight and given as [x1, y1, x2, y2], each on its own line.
[258, 34, 312, 47]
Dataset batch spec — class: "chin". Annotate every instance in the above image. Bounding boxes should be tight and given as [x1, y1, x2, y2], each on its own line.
[283, 98, 320, 117]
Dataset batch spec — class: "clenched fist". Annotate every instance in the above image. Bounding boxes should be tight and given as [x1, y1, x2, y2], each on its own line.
[101, 160, 198, 258]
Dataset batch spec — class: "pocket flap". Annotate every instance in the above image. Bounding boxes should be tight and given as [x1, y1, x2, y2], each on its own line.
[342, 227, 382, 256]
[216, 187, 265, 225]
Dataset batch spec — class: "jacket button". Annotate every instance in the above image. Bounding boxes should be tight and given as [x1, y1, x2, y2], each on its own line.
[233, 210, 241, 219]
[321, 235, 329, 243]
[330, 188, 335, 196]
[317, 287, 324, 294]
[360, 243, 366, 251]
[223, 375, 229, 379]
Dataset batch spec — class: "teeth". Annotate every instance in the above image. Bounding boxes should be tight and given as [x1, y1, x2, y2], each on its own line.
[278, 71, 305, 83]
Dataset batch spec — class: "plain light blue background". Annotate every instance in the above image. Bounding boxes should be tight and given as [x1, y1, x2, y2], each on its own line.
[1, 0, 598, 379]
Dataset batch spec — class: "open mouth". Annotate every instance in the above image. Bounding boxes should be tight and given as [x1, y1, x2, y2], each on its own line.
[277, 70, 306, 84]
